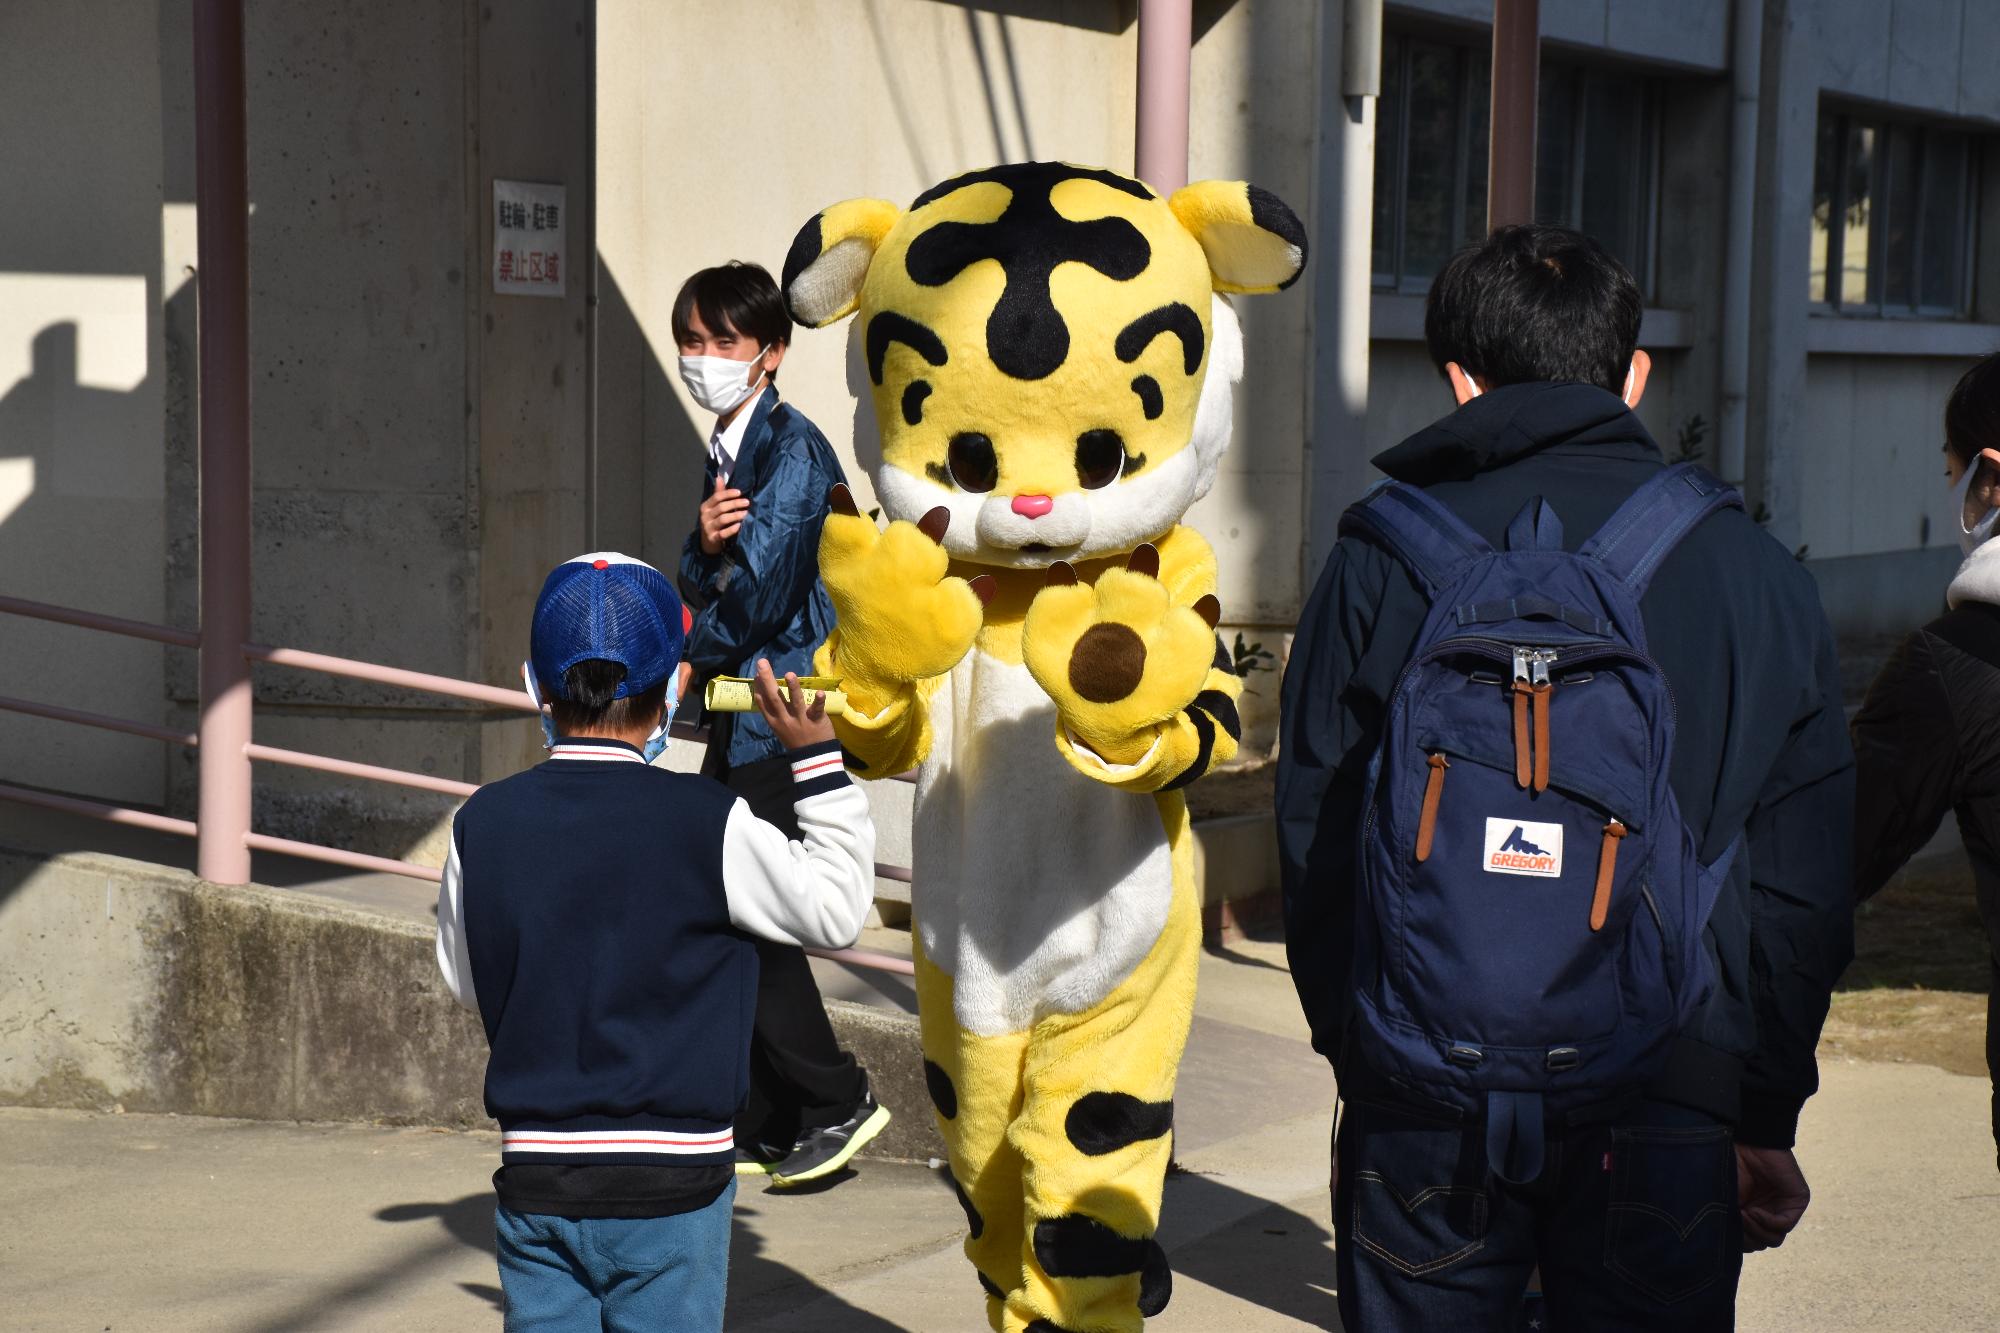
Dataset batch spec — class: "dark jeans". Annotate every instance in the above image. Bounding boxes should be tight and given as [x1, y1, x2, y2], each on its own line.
[1334, 1096, 1742, 1332]
[706, 736, 867, 1149]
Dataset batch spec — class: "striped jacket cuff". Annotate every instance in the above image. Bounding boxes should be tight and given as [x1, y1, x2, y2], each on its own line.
[787, 740, 851, 799]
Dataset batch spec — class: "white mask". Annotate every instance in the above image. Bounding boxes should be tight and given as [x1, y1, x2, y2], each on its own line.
[678, 346, 768, 415]
[1954, 452, 2000, 554]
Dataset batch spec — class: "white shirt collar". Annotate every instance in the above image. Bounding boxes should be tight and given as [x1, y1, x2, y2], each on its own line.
[709, 387, 771, 486]
[547, 739, 647, 764]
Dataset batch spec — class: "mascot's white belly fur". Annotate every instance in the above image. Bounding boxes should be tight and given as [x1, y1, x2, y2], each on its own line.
[914, 647, 1173, 1038]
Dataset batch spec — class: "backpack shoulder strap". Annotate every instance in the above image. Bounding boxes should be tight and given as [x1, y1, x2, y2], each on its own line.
[1338, 482, 1494, 598]
[1579, 464, 1744, 597]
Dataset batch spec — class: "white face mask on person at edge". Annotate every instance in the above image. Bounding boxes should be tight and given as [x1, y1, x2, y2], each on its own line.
[1952, 448, 2000, 555]
[678, 344, 770, 416]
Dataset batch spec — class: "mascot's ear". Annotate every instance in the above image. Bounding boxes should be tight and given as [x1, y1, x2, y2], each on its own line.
[1167, 180, 1309, 295]
[781, 198, 903, 327]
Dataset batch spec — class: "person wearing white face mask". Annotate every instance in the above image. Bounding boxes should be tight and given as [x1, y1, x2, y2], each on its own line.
[672, 261, 890, 1188]
[1853, 351, 2000, 1175]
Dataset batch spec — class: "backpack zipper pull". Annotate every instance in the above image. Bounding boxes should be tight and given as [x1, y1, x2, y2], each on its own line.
[1511, 649, 1532, 789]
[1416, 753, 1449, 862]
[1591, 819, 1627, 931]
[1531, 651, 1555, 793]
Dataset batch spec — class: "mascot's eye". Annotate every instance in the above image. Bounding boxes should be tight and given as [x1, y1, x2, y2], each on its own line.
[948, 433, 999, 492]
[1076, 430, 1125, 490]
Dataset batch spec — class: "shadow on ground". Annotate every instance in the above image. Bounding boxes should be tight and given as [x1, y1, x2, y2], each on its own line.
[1163, 1167, 1341, 1330]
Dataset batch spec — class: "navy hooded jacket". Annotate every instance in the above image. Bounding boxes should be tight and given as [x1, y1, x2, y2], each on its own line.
[1277, 382, 1854, 1148]
[678, 387, 847, 769]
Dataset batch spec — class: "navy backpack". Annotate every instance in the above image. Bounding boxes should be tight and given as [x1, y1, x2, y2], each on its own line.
[1339, 463, 1743, 1183]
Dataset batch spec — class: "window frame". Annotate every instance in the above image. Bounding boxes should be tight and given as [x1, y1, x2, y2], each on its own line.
[1370, 27, 1664, 299]
[1811, 102, 1980, 320]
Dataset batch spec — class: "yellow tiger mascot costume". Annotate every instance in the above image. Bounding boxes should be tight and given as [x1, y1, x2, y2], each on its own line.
[782, 162, 1305, 1332]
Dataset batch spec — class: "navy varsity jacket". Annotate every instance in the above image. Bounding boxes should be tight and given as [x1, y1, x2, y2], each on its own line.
[435, 736, 873, 1166]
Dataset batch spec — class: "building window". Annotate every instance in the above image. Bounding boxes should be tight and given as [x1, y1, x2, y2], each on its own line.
[1810, 106, 1978, 317]
[1372, 31, 1660, 297]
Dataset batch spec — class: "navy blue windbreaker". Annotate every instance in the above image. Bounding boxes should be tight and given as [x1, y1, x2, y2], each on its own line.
[678, 388, 847, 768]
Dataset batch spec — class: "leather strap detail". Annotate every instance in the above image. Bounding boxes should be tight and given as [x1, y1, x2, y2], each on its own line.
[1531, 682, 1553, 793]
[1591, 820, 1627, 931]
[1511, 684, 1532, 789]
[1416, 754, 1449, 862]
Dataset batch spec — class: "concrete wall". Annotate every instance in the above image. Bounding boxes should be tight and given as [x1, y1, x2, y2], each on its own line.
[596, 0, 1324, 752]
[0, 0, 170, 807]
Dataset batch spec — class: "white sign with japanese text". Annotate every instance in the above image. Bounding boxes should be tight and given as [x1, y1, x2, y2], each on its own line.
[493, 180, 565, 297]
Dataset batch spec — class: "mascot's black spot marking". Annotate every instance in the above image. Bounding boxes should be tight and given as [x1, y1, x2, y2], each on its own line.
[1026, 1323, 1083, 1333]
[780, 211, 824, 308]
[978, 1272, 1005, 1302]
[905, 163, 1153, 382]
[924, 1059, 958, 1119]
[1116, 303, 1205, 376]
[1139, 1239, 1173, 1315]
[1212, 635, 1233, 672]
[1065, 1091, 1174, 1156]
[867, 312, 948, 385]
[1130, 374, 1163, 420]
[1192, 688, 1242, 741]
[1248, 183, 1310, 288]
[951, 1174, 985, 1239]
[902, 379, 933, 426]
[1076, 430, 1125, 490]
[1121, 451, 1147, 478]
[1033, 1214, 1153, 1278]
[925, 461, 953, 487]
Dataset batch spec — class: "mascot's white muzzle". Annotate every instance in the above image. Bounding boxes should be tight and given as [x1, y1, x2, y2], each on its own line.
[977, 491, 1092, 552]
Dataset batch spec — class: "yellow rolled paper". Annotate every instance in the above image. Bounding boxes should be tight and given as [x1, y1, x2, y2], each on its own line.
[702, 676, 848, 716]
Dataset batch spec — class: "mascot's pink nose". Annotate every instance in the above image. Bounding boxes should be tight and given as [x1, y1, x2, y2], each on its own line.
[1012, 494, 1054, 519]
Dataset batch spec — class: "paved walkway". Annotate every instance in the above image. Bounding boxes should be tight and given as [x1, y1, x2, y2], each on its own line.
[2, 936, 1995, 1331]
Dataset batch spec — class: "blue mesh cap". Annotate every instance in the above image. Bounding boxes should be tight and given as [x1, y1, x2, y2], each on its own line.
[530, 551, 686, 700]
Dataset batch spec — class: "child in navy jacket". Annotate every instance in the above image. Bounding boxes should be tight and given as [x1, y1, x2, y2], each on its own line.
[435, 551, 874, 1331]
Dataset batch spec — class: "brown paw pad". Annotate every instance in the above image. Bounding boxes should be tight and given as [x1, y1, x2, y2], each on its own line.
[1069, 623, 1147, 703]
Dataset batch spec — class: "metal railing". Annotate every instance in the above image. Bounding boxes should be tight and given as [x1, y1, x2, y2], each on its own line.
[0, 592, 916, 977]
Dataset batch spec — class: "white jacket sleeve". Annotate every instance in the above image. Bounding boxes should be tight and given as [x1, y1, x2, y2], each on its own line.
[435, 827, 479, 1011]
[722, 740, 876, 950]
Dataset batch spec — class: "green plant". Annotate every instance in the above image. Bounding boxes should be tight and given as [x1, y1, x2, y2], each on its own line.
[1232, 632, 1277, 681]
[1672, 414, 1708, 465]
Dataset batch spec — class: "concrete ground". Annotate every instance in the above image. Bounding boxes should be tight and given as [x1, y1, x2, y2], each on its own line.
[2, 935, 1995, 1332]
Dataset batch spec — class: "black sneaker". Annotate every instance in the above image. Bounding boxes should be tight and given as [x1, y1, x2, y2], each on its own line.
[768, 1088, 892, 1187]
[734, 1142, 790, 1176]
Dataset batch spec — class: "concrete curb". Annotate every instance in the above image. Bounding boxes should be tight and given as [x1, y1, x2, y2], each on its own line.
[0, 840, 939, 1162]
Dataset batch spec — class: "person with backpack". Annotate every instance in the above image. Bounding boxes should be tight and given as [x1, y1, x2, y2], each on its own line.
[1851, 350, 2000, 1172]
[1276, 225, 1854, 1330]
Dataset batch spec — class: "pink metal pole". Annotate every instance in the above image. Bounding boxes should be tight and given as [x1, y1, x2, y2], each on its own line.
[243, 643, 539, 712]
[193, 0, 253, 884]
[0, 595, 201, 648]
[1487, 0, 1541, 230]
[0, 782, 200, 839]
[0, 695, 197, 746]
[1135, 0, 1192, 194]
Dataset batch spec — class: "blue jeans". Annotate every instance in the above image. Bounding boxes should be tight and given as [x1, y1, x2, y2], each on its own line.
[1335, 1097, 1741, 1331]
[495, 1179, 735, 1332]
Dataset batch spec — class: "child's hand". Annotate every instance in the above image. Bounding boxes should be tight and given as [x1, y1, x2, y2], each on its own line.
[752, 658, 834, 751]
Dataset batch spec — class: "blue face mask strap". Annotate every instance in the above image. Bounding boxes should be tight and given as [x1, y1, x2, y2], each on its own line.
[643, 687, 679, 765]
[521, 661, 558, 751]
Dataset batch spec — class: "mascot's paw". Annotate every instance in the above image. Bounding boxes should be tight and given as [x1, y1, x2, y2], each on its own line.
[820, 484, 993, 692]
[1024, 544, 1220, 758]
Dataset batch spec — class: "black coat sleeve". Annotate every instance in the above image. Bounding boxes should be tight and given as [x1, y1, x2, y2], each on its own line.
[1851, 628, 1961, 902]
[1276, 537, 1425, 1065]
[1735, 618, 1857, 1148]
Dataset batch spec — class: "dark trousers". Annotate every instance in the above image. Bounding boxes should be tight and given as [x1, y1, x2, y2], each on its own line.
[1334, 1096, 1742, 1332]
[707, 737, 867, 1149]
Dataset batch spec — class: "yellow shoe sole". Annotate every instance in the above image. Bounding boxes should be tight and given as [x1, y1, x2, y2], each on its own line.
[769, 1103, 892, 1188]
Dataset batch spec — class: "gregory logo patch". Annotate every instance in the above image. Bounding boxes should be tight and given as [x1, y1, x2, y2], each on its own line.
[1484, 818, 1563, 877]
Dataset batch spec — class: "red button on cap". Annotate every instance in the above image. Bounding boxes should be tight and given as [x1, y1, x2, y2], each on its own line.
[592, 558, 609, 570]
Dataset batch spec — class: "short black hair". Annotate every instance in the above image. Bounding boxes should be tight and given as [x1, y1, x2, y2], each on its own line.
[547, 658, 669, 738]
[1425, 225, 1643, 396]
[1945, 352, 2000, 469]
[671, 261, 790, 359]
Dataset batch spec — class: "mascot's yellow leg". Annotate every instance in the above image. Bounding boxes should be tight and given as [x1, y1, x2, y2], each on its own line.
[916, 939, 1032, 1332]
[1007, 862, 1199, 1333]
